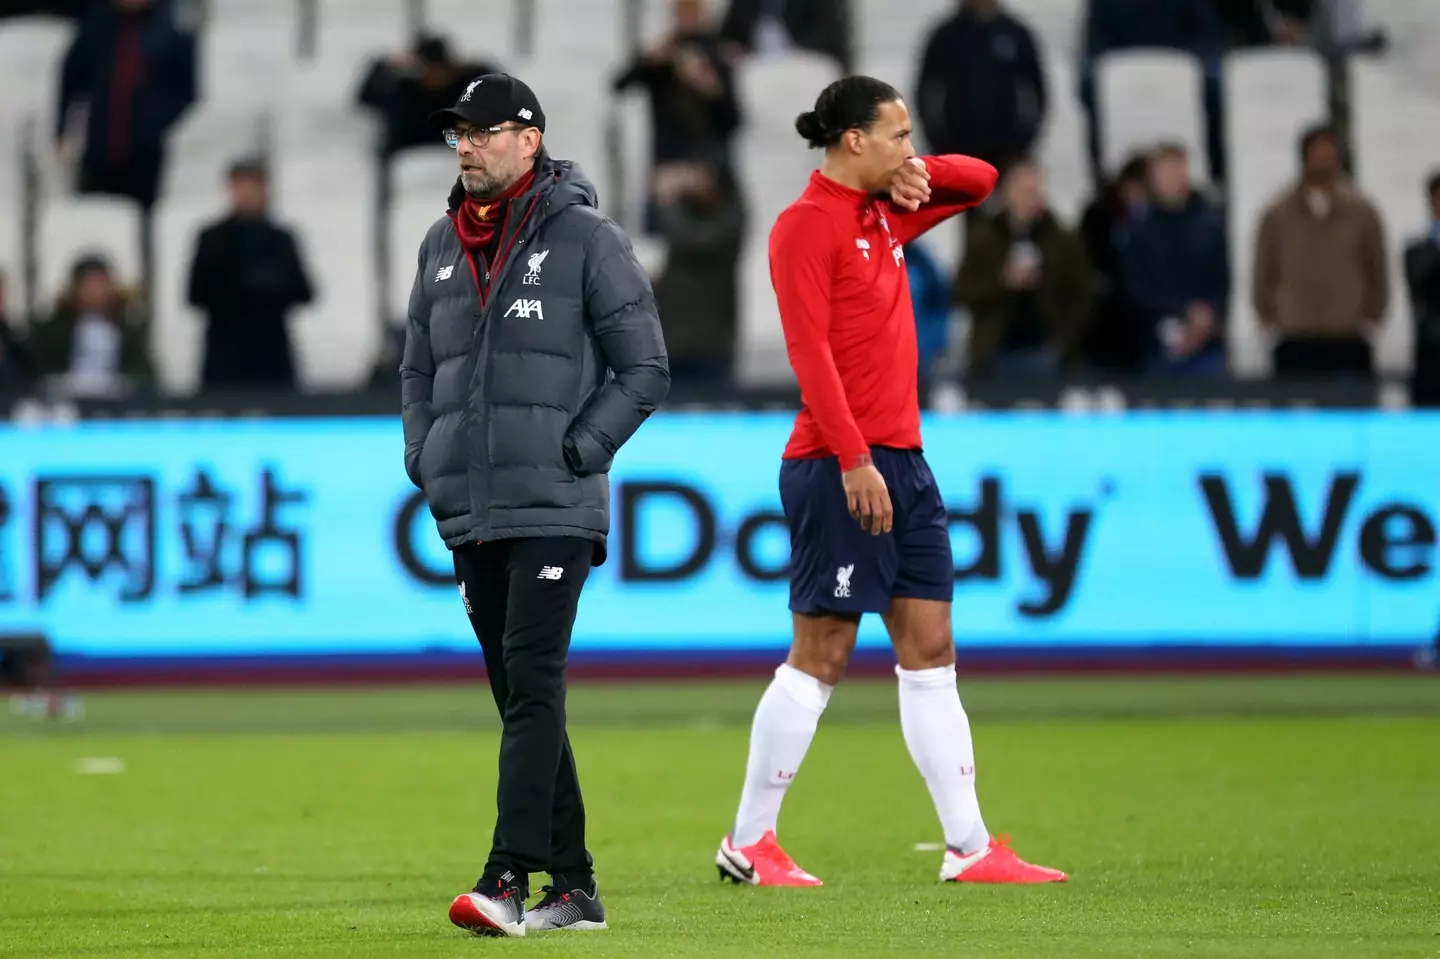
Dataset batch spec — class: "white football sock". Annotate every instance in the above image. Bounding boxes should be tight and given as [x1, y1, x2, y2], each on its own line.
[730, 663, 833, 848]
[897, 664, 990, 855]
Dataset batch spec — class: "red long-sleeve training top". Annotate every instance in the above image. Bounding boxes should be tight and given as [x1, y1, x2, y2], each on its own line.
[770, 155, 998, 470]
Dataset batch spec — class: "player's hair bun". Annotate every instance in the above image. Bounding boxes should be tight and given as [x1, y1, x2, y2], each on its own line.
[794, 110, 828, 148]
[795, 76, 903, 150]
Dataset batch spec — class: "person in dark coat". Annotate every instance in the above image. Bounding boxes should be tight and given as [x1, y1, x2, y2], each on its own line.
[357, 34, 502, 158]
[187, 160, 315, 391]
[1121, 143, 1230, 376]
[56, 0, 196, 211]
[0, 0, 87, 19]
[719, 0, 852, 72]
[404, 74, 668, 936]
[651, 160, 745, 391]
[1404, 171, 1440, 406]
[915, 0, 1047, 176]
[954, 160, 1092, 378]
[614, 1, 741, 173]
[1078, 152, 1150, 372]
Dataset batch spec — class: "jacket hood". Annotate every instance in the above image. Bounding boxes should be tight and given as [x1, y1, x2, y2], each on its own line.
[446, 149, 598, 220]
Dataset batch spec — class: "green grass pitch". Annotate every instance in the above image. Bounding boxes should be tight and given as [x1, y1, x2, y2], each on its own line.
[2, 675, 1438, 958]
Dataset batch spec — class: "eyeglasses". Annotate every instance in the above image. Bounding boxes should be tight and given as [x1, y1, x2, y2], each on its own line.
[443, 123, 527, 149]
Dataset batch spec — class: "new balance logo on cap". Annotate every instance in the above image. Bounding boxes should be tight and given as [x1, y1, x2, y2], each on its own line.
[537, 566, 564, 580]
[505, 298, 544, 319]
[436, 265, 454, 281]
[518, 107, 533, 120]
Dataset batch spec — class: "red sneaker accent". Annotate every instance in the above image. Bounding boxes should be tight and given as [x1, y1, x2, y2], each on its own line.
[449, 893, 502, 933]
[719, 831, 824, 887]
[946, 835, 1068, 884]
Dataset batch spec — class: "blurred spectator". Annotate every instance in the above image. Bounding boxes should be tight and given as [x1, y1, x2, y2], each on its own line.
[1253, 125, 1387, 378]
[1078, 152, 1149, 373]
[719, 0, 852, 72]
[915, 0, 1046, 176]
[25, 254, 152, 396]
[357, 34, 501, 158]
[1403, 172, 1440, 406]
[1123, 144, 1229, 376]
[954, 161, 1091, 379]
[1080, 0, 1227, 189]
[651, 161, 746, 390]
[1213, 0, 1314, 46]
[0, 0, 88, 19]
[56, 0, 197, 212]
[187, 160, 315, 391]
[905, 240, 953, 384]
[615, 0, 741, 230]
[0, 272, 34, 392]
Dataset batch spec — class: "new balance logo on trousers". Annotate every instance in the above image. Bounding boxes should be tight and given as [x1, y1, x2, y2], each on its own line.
[537, 566, 564, 580]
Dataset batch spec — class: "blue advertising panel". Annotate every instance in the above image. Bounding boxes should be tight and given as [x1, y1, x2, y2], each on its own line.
[0, 412, 1437, 660]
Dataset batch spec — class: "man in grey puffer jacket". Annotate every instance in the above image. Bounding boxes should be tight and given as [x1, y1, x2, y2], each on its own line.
[400, 75, 669, 937]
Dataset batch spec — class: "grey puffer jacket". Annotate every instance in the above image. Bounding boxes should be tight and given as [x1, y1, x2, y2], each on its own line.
[400, 152, 670, 563]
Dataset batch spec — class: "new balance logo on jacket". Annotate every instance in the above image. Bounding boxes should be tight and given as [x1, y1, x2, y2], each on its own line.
[537, 566, 564, 580]
[505, 298, 544, 319]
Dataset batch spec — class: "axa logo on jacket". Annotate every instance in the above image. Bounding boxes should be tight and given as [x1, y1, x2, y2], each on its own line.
[505, 298, 544, 319]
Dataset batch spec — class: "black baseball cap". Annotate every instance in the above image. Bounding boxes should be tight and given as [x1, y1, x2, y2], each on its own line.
[429, 73, 545, 133]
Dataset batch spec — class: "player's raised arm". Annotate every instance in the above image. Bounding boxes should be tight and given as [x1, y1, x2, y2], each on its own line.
[886, 153, 999, 245]
[769, 206, 870, 471]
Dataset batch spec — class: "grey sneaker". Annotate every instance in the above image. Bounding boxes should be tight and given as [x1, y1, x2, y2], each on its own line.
[449, 873, 527, 937]
[525, 884, 608, 931]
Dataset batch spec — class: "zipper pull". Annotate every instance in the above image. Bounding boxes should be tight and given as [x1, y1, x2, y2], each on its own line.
[485, 271, 491, 284]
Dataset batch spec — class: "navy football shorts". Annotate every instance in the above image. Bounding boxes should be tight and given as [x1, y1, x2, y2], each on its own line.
[780, 446, 954, 615]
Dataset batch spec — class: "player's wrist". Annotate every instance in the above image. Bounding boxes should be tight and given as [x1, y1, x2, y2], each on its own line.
[841, 452, 873, 473]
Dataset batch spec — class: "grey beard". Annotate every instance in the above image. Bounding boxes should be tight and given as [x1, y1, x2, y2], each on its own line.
[462, 169, 510, 198]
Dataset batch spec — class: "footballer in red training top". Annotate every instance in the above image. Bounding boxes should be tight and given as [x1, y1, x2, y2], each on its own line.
[714, 76, 1068, 889]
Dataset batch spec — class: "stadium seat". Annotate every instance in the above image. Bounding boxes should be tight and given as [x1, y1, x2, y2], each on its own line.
[606, 88, 651, 236]
[1223, 48, 1327, 378]
[198, 0, 297, 109]
[275, 144, 382, 391]
[35, 195, 144, 313]
[311, 0, 409, 70]
[854, 0, 950, 86]
[385, 147, 456, 326]
[162, 105, 272, 201]
[1012, 0, 1083, 54]
[1353, 60, 1440, 376]
[1036, 50, 1088, 225]
[0, 128, 28, 323]
[150, 193, 228, 394]
[523, 65, 612, 221]
[422, 0, 518, 61]
[733, 50, 841, 388]
[0, 16, 76, 138]
[1096, 49, 1209, 184]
